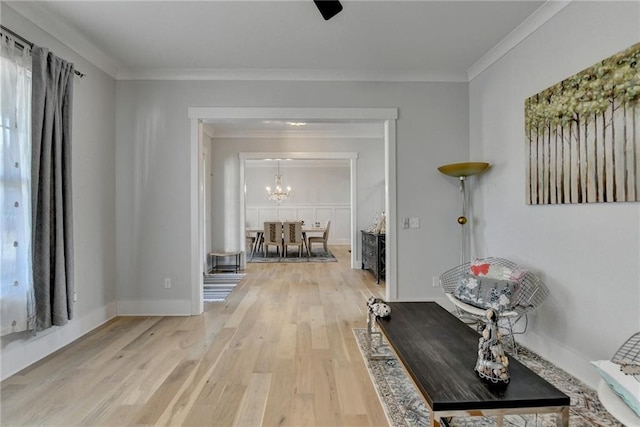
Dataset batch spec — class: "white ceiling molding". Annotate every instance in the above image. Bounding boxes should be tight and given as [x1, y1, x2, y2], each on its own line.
[466, 1, 572, 81]
[117, 68, 468, 83]
[6, 2, 120, 79]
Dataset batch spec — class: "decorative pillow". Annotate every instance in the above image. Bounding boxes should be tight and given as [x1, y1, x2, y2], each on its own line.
[470, 259, 528, 282]
[454, 272, 520, 311]
[591, 359, 640, 417]
[470, 261, 492, 276]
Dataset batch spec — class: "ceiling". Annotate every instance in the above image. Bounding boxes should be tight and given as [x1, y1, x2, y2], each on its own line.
[6, 0, 553, 82]
[6, 1, 564, 136]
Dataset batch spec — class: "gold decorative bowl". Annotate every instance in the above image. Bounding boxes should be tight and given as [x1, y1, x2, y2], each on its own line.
[437, 162, 490, 177]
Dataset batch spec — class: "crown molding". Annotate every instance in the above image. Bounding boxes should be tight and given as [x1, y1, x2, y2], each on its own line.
[5, 1, 120, 79]
[117, 67, 469, 83]
[466, 0, 572, 81]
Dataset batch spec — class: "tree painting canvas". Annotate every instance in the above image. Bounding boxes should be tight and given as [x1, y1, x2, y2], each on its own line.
[525, 42, 640, 204]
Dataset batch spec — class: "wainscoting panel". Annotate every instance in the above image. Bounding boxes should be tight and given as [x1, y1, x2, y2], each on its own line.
[246, 204, 350, 244]
[333, 208, 351, 244]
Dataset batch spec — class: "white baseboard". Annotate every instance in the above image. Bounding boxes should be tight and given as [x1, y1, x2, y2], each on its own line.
[116, 299, 192, 316]
[518, 329, 600, 389]
[1, 302, 117, 381]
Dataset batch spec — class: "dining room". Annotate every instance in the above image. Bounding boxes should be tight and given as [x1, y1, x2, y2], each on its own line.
[244, 158, 351, 258]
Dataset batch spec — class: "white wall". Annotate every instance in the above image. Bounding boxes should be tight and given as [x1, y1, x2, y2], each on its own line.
[224, 145, 383, 249]
[1, 5, 117, 380]
[245, 162, 353, 245]
[115, 80, 469, 314]
[469, 1, 640, 387]
[246, 162, 351, 205]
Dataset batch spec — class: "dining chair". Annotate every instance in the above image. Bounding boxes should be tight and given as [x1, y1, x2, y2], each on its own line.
[283, 221, 305, 258]
[307, 220, 330, 253]
[246, 229, 262, 258]
[263, 221, 283, 258]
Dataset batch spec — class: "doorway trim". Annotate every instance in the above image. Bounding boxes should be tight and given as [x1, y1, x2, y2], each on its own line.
[188, 107, 398, 315]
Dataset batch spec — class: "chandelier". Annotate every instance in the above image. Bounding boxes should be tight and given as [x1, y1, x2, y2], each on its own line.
[266, 161, 291, 203]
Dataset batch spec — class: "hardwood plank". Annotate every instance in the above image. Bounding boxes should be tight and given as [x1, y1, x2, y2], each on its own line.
[134, 360, 198, 425]
[311, 354, 343, 426]
[334, 366, 368, 415]
[276, 323, 297, 360]
[310, 305, 330, 349]
[233, 372, 271, 426]
[261, 359, 296, 426]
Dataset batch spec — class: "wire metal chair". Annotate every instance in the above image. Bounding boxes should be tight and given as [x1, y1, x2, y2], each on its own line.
[439, 257, 550, 356]
[612, 332, 640, 380]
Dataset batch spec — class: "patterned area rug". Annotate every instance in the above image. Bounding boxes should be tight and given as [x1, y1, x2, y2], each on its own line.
[247, 248, 337, 263]
[353, 328, 622, 427]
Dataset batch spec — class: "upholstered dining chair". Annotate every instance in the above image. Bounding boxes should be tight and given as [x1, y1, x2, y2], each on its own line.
[246, 231, 256, 254]
[263, 221, 283, 258]
[307, 220, 330, 254]
[283, 221, 305, 258]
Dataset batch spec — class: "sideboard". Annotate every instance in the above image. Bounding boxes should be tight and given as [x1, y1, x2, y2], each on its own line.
[361, 231, 385, 284]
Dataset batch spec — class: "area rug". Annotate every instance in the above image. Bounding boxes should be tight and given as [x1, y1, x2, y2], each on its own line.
[247, 248, 337, 263]
[203, 272, 245, 302]
[353, 328, 622, 427]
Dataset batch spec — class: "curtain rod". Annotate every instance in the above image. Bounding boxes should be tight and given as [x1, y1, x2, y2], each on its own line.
[1, 25, 85, 78]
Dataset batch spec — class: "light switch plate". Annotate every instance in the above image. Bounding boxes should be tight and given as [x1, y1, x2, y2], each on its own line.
[409, 217, 420, 228]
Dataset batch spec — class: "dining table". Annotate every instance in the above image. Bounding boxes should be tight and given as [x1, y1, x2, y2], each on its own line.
[247, 225, 326, 257]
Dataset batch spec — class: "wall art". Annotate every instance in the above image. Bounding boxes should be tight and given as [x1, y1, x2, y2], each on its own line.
[525, 42, 640, 204]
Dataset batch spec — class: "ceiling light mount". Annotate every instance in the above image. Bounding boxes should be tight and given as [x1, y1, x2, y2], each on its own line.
[313, 0, 343, 21]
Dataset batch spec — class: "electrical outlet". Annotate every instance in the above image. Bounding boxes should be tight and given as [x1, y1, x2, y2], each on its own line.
[432, 276, 440, 287]
[409, 217, 420, 228]
[164, 278, 171, 289]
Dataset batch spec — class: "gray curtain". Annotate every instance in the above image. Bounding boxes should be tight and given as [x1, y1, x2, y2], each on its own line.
[31, 46, 74, 330]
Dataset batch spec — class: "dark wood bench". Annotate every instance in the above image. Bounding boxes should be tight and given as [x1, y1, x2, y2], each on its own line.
[369, 302, 570, 427]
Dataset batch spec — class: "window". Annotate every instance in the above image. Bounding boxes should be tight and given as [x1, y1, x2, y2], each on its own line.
[1, 35, 34, 335]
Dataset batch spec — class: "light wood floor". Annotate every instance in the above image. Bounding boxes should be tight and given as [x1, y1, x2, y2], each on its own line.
[1, 246, 388, 427]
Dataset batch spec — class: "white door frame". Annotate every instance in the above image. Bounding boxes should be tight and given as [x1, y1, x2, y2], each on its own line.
[188, 107, 398, 315]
